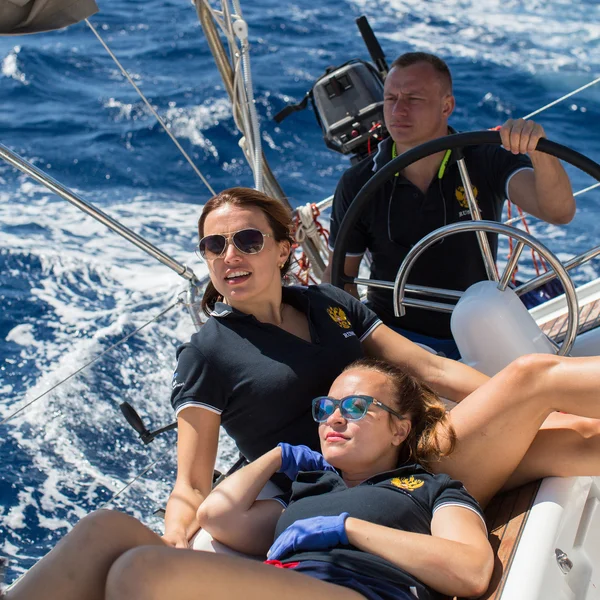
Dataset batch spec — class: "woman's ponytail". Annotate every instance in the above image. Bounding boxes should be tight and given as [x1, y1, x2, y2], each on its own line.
[200, 280, 223, 316]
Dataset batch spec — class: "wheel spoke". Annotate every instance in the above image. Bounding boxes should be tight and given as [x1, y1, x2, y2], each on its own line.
[353, 277, 463, 300]
[545, 335, 561, 354]
[351, 277, 394, 290]
[498, 241, 525, 291]
[401, 298, 455, 314]
[514, 244, 600, 296]
[456, 157, 499, 282]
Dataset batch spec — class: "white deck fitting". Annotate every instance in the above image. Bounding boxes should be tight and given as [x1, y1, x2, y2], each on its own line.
[500, 477, 600, 600]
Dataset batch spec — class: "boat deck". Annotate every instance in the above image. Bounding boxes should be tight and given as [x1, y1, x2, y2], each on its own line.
[539, 296, 600, 341]
[455, 481, 541, 600]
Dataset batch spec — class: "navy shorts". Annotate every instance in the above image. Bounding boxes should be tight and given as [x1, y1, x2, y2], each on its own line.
[265, 559, 415, 600]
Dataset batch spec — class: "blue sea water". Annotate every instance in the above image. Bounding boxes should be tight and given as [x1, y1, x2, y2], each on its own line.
[0, 0, 599, 584]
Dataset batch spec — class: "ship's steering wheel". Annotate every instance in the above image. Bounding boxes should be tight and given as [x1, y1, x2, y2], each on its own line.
[331, 131, 600, 356]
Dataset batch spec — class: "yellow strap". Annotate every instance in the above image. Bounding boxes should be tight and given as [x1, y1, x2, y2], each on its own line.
[392, 142, 452, 179]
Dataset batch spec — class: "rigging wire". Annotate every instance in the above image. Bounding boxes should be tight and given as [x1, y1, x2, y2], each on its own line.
[0, 300, 183, 427]
[503, 75, 600, 226]
[98, 440, 176, 510]
[574, 182, 600, 197]
[523, 75, 600, 120]
[84, 19, 216, 197]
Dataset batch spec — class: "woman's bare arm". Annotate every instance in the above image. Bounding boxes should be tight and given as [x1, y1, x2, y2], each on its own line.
[197, 447, 284, 556]
[163, 408, 221, 548]
[362, 325, 489, 402]
[345, 505, 493, 598]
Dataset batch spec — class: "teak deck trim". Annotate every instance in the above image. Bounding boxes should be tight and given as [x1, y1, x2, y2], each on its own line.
[539, 296, 600, 342]
[456, 480, 541, 600]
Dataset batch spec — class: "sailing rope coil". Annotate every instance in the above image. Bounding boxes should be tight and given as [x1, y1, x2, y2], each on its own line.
[292, 203, 330, 285]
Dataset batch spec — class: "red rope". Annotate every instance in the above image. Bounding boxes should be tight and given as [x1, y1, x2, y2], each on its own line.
[493, 123, 548, 281]
[505, 202, 548, 283]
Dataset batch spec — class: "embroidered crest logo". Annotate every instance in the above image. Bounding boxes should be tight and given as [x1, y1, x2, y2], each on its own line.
[454, 185, 479, 209]
[391, 476, 424, 491]
[327, 306, 351, 329]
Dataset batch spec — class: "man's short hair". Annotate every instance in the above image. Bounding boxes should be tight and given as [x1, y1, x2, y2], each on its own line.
[389, 52, 453, 93]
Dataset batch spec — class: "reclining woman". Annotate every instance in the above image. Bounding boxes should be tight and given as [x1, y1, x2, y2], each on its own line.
[166, 185, 600, 552]
[7, 359, 493, 600]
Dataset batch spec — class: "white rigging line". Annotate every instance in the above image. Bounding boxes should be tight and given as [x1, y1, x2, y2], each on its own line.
[0, 300, 183, 427]
[84, 19, 216, 197]
[501, 73, 600, 225]
[509, 74, 600, 210]
[98, 440, 176, 510]
[523, 74, 600, 120]
[574, 182, 600, 197]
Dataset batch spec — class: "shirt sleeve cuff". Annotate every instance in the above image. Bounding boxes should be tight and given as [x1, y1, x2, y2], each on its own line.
[433, 502, 487, 532]
[269, 496, 289, 509]
[505, 166, 534, 201]
[359, 319, 383, 342]
[174, 401, 223, 418]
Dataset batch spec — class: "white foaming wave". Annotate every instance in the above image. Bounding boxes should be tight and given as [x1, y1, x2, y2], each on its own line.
[5, 324, 38, 348]
[2, 306, 237, 565]
[3, 489, 33, 530]
[0, 291, 192, 557]
[108, 66, 143, 83]
[102, 95, 231, 157]
[104, 98, 137, 121]
[281, 66, 316, 84]
[0, 182, 208, 291]
[164, 98, 232, 158]
[1, 45, 27, 85]
[348, 0, 600, 72]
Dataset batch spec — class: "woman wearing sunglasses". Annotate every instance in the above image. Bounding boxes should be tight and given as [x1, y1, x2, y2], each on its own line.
[165, 186, 600, 554]
[8, 360, 492, 600]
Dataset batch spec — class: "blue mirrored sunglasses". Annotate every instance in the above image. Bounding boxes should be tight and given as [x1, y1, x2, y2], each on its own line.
[312, 395, 405, 423]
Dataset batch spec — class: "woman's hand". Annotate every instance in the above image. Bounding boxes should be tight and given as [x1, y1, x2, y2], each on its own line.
[164, 408, 221, 551]
[277, 443, 336, 480]
[267, 513, 349, 560]
[162, 530, 189, 549]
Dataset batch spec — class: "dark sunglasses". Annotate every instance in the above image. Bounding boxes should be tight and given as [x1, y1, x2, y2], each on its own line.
[312, 395, 405, 423]
[197, 228, 273, 260]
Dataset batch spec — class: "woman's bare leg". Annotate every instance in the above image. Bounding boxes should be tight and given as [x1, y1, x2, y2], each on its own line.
[502, 414, 600, 491]
[5, 510, 165, 600]
[106, 546, 366, 600]
[433, 353, 600, 506]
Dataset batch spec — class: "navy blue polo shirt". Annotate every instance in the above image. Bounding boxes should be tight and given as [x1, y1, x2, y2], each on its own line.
[275, 464, 485, 600]
[170, 284, 382, 462]
[329, 134, 533, 338]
